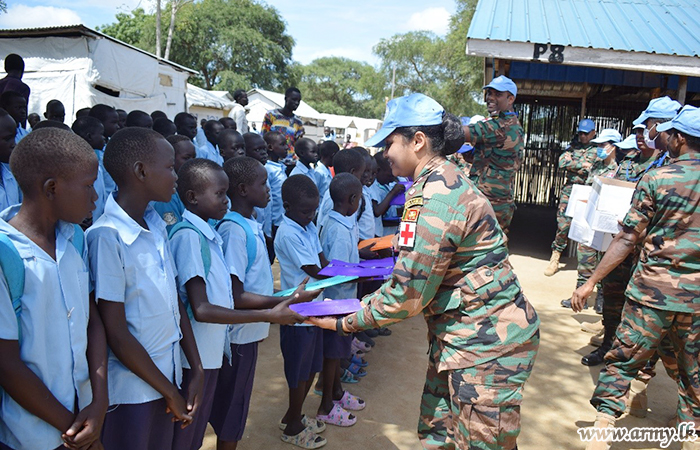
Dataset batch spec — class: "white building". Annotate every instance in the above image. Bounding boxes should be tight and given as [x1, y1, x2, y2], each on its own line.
[246, 88, 325, 140]
[319, 113, 382, 147]
[0, 25, 196, 122]
[186, 83, 234, 121]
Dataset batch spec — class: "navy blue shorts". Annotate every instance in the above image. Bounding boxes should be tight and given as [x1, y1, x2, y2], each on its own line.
[172, 368, 219, 450]
[101, 398, 174, 450]
[209, 342, 259, 442]
[322, 329, 352, 359]
[280, 325, 323, 388]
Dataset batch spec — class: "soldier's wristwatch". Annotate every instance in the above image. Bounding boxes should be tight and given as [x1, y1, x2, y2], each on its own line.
[336, 318, 348, 336]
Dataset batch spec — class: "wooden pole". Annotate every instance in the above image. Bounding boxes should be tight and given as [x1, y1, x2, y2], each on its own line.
[580, 82, 588, 120]
[678, 76, 688, 104]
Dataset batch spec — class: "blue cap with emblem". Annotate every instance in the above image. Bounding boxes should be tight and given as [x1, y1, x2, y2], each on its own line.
[577, 119, 595, 133]
[633, 96, 682, 126]
[483, 75, 517, 97]
[657, 105, 700, 138]
[591, 128, 622, 144]
[364, 93, 444, 148]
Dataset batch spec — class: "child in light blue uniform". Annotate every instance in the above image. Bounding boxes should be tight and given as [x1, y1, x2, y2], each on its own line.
[275, 174, 330, 448]
[152, 135, 197, 230]
[87, 128, 203, 450]
[314, 140, 339, 200]
[317, 173, 366, 427]
[197, 120, 224, 165]
[244, 133, 273, 248]
[289, 138, 320, 186]
[0, 109, 19, 211]
[355, 147, 376, 240]
[169, 159, 233, 450]
[264, 131, 289, 234]
[370, 150, 405, 236]
[0, 129, 107, 450]
[72, 116, 109, 222]
[316, 148, 365, 229]
[212, 158, 313, 450]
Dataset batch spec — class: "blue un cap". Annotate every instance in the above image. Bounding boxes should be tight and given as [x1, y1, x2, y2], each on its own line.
[633, 96, 682, 126]
[577, 119, 595, 133]
[591, 128, 622, 144]
[657, 105, 700, 138]
[614, 134, 638, 150]
[483, 75, 517, 97]
[365, 93, 444, 147]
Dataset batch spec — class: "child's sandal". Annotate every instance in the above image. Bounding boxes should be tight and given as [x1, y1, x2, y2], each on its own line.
[350, 354, 368, 367]
[334, 391, 366, 411]
[347, 362, 367, 378]
[279, 415, 326, 433]
[340, 368, 359, 384]
[280, 427, 327, 449]
[316, 403, 356, 427]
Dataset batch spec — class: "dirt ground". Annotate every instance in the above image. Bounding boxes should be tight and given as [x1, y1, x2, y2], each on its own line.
[200, 205, 680, 450]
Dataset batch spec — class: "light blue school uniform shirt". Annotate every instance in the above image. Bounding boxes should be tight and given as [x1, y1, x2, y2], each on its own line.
[94, 148, 117, 194]
[0, 162, 21, 211]
[198, 140, 224, 166]
[153, 192, 186, 232]
[314, 162, 332, 199]
[93, 164, 108, 221]
[87, 195, 183, 405]
[265, 161, 287, 227]
[218, 213, 272, 344]
[170, 210, 232, 369]
[253, 179, 273, 237]
[0, 213, 92, 450]
[289, 161, 318, 186]
[357, 185, 375, 240]
[194, 127, 207, 149]
[14, 125, 28, 144]
[370, 180, 400, 236]
[319, 211, 358, 300]
[317, 189, 357, 234]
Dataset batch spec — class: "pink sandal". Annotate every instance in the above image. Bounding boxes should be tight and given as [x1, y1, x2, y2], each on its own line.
[334, 391, 365, 411]
[316, 403, 356, 427]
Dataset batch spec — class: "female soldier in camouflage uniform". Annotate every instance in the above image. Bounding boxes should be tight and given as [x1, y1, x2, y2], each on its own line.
[308, 94, 540, 450]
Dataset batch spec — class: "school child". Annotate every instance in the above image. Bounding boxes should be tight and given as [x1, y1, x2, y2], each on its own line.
[0, 108, 19, 211]
[72, 116, 109, 222]
[289, 137, 319, 184]
[153, 117, 177, 138]
[198, 120, 224, 165]
[264, 131, 289, 236]
[315, 140, 339, 199]
[174, 113, 198, 142]
[89, 104, 121, 194]
[219, 129, 246, 162]
[0, 91, 28, 143]
[116, 109, 127, 129]
[152, 135, 197, 229]
[275, 174, 330, 449]
[316, 148, 365, 228]
[354, 147, 376, 240]
[219, 116, 237, 130]
[125, 110, 154, 129]
[211, 158, 316, 450]
[369, 150, 405, 236]
[0, 128, 108, 450]
[243, 132, 273, 245]
[316, 173, 367, 428]
[43, 99, 65, 123]
[86, 127, 204, 450]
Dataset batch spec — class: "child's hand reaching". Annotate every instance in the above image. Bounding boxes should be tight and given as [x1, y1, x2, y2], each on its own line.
[290, 277, 322, 304]
[390, 183, 406, 198]
[269, 296, 307, 325]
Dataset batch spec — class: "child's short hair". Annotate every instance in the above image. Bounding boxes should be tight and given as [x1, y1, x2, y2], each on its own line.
[177, 158, 223, 199]
[223, 156, 261, 191]
[282, 174, 318, 205]
[166, 134, 192, 148]
[153, 117, 177, 137]
[319, 140, 340, 160]
[354, 146, 370, 158]
[332, 148, 363, 174]
[220, 129, 243, 145]
[126, 110, 153, 128]
[329, 173, 362, 205]
[151, 110, 167, 121]
[104, 127, 165, 186]
[76, 107, 91, 118]
[174, 112, 195, 127]
[295, 138, 314, 154]
[4, 54, 24, 72]
[31, 120, 71, 131]
[263, 130, 284, 145]
[72, 116, 103, 138]
[88, 104, 116, 123]
[374, 150, 390, 169]
[219, 117, 236, 130]
[10, 128, 95, 193]
[0, 90, 25, 108]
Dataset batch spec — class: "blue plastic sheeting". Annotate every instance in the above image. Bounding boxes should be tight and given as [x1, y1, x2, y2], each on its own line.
[509, 61, 700, 92]
[468, 0, 700, 58]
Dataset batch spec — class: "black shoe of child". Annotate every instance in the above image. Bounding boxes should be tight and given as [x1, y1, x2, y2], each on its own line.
[355, 331, 376, 347]
[364, 329, 379, 338]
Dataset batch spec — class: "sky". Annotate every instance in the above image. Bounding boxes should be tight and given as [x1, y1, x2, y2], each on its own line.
[0, 0, 457, 65]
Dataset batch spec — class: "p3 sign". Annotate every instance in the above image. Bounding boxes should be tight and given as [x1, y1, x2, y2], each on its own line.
[533, 44, 565, 63]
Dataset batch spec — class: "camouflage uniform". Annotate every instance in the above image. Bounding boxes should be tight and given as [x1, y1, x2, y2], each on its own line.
[592, 153, 700, 426]
[467, 112, 524, 234]
[341, 157, 540, 449]
[551, 141, 598, 252]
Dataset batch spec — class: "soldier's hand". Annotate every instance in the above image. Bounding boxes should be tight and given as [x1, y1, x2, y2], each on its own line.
[305, 316, 337, 330]
[571, 282, 594, 312]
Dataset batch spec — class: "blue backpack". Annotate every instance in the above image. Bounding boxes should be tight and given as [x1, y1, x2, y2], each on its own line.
[215, 211, 257, 273]
[0, 224, 85, 343]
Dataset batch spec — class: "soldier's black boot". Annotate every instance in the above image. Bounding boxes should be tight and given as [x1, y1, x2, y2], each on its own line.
[582, 324, 615, 366]
[594, 289, 604, 314]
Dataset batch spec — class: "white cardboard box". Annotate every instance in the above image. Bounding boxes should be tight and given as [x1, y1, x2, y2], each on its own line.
[568, 199, 614, 252]
[565, 184, 592, 218]
[584, 176, 637, 233]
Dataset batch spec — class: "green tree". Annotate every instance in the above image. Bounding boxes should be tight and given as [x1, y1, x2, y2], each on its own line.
[97, 9, 153, 50]
[299, 57, 387, 119]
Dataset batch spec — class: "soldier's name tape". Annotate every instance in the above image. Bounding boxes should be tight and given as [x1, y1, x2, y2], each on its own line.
[404, 197, 423, 208]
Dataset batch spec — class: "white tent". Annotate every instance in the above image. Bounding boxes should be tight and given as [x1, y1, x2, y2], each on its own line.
[319, 113, 382, 146]
[0, 25, 197, 123]
[186, 83, 234, 121]
[246, 88, 325, 140]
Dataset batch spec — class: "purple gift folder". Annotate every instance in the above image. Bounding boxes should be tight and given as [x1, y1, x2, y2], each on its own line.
[318, 259, 394, 277]
[290, 299, 362, 317]
[389, 181, 413, 206]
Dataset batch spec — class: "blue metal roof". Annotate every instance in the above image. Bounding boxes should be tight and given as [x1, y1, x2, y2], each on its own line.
[467, 0, 700, 57]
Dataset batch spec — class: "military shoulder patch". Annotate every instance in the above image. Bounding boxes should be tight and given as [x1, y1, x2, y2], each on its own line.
[404, 197, 423, 209]
[402, 208, 420, 223]
[398, 221, 417, 248]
